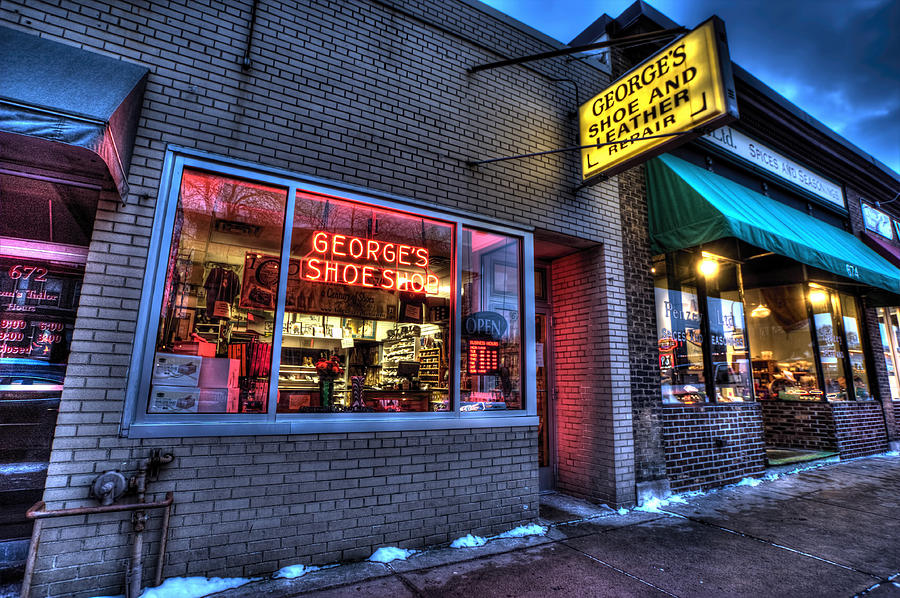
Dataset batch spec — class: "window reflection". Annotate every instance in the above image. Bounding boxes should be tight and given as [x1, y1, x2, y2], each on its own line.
[745, 285, 821, 401]
[705, 261, 751, 402]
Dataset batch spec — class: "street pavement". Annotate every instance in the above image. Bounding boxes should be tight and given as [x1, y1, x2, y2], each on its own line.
[210, 454, 900, 598]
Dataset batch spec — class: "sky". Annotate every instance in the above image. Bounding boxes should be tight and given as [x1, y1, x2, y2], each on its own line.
[481, 0, 900, 177]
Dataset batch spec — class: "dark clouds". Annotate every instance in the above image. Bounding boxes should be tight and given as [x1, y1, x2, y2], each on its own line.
[483, 0, 900, 174]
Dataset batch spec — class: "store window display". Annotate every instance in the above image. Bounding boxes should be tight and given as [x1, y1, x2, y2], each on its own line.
[876, 307, 900, 399]
[276, 191, 452, 414]
[135, 155, 533, 428]
[745, 285, 821, 401]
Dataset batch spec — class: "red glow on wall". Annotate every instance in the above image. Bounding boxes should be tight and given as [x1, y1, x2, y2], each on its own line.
[467, 339, 499, 374]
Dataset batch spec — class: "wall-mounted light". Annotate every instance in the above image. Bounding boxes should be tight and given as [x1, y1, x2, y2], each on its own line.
[809, 289, 828, 305]
[698, 258, 719, 277]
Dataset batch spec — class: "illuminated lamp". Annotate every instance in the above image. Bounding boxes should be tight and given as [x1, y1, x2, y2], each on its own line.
[750, 304, 771, 318]
[808, 286, 828, 304]
[698, 258, 719, 277]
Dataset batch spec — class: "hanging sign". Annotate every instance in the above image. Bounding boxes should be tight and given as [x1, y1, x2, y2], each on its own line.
[463, 311, 508, 339]
[579, 16, 737, 183]
[861, 202, 893, 239]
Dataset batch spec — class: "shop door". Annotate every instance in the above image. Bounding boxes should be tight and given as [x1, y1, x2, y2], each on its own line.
[536, 310, 555, 490]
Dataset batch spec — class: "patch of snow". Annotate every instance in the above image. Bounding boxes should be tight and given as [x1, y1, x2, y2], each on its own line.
[90, 576, 256, 598]
[617, 508, 629, 515]
[635, 494, 689, 513]
[274, 564, 321, 579]
[495, 523, 546, 538]
[450, 534, 487, 548]
[368, 547, 417, 563]
[885, 451, 899, 457]
[0, 462, 47, 475]
[735, 477, 762, 487]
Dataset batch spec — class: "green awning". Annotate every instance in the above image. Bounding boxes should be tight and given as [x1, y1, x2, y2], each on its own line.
[647, 154, 900, 294]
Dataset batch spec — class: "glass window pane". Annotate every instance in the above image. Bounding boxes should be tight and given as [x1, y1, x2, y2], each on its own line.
[150, 169, 288, 414]
[840, 293, 872, 400]
[887, 308, 900, 399]
[705, 262, 751, 402]
[745, 284, 821, 401]
[277, 192, 453, 413]
[809, 287, 847, 401]
[460, 228, 522, 412]
[654, 254, 707, 404]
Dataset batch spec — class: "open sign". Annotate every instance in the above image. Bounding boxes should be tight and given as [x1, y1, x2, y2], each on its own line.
[463, 311, 508, 339]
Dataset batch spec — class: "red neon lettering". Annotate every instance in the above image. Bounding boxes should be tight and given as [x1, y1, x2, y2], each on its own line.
[414, 248, 429, 267]
[312, 232, 329, 254]
[324, 261, 338, 282]
[398, 245, 412, 265]
[381, 269, 395, 290]
[306, 258, 323, 280]
[361, 266, 375, 287]
[395, 270, 409, 291]
[348, 237, 364, 259]
[410, 273, 425, 292]
[342, 264, 359, 284]
[331, 234, 347, 257]
[382, 243, 396, 263]
[366, 240, 380, 262]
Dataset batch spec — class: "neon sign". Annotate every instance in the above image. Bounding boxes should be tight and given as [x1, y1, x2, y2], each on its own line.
[302, 231, 439, 294]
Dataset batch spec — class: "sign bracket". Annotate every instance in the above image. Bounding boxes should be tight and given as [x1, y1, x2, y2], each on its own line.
[467, 28, 687, 74]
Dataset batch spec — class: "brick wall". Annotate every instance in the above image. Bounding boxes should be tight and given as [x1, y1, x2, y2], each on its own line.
[832, 402, 889, 458]
[661, 404, 765, 493]
[551, 246, 635, 507]
[895, 401, 900, 436]
[0, 1, 628, 596]
[758, 401, 837, 451]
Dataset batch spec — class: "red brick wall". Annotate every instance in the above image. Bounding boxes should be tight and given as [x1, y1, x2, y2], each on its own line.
[661, 404, 765, 492]
[551, 246, 635, 506]
[833, 402, 889, 458]
[758, 401, 837, 451]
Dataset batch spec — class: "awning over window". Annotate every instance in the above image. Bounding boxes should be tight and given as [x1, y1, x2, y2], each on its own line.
[0, 26, 148, 199]
[647, 153, 900, 294]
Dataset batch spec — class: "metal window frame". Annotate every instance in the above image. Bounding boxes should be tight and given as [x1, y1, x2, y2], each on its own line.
[121, 146, 537, 438]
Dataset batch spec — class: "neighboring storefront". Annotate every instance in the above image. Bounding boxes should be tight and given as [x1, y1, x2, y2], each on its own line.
[596, 4, 900, 493]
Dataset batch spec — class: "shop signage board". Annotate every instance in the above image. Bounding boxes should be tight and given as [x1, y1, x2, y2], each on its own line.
[703, 125, 845, 208]
[861, 202, 892, 238]
[579, 16, 738, 183]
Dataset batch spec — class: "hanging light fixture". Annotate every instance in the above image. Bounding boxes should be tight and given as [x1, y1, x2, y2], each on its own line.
[698, 258, 719, 277]
[750, 304, 771, 318]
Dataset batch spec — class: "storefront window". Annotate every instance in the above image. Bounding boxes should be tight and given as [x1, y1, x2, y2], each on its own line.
[654, 254, 707, 404]
[840, 293, 872, 400]
[277, 192, 453, 413]
[745, 285, 821, 401]
[705, 262, 751, 402]
[150, 169, 288, 414]
[809, 286, 847, 401]
[131, 152, 534, 432]
[877, 307, 900, 399]
[460, 228, 522, 412]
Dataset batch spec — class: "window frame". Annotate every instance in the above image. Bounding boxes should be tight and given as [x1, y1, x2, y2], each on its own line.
[122, 146, 537, 437]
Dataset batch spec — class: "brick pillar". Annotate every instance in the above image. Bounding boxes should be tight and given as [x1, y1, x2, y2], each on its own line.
[551, 245, 635, 507]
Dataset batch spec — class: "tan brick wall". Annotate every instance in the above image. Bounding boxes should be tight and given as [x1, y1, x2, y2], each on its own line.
[0, 1, 632, 596]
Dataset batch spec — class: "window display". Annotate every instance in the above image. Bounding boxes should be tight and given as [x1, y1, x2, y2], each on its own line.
[838, 293, 872, 401]
[745, 285, 821, 401]
[654, 254, 707, 404]
[136, 157, 533, 428]
[460, 228, 522, 412]
[877, 307, 900, 399]
[276, 191, 452, 413]
[151, 169, 287, 414]
[705, 261, 751, 402]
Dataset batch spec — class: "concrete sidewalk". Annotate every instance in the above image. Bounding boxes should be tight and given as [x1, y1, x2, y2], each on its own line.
[210, 454, 900, 598]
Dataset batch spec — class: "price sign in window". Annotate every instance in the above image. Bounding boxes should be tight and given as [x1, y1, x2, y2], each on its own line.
[467, 339, 499, 374]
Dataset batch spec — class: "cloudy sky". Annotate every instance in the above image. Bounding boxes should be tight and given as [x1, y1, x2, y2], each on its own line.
[481, 0, 900, 176]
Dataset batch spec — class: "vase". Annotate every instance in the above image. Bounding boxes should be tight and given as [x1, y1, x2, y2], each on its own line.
[319, 378, 334, 408]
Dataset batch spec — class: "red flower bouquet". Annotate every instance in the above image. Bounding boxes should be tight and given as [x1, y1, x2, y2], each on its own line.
[315, 355, 344, 380]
